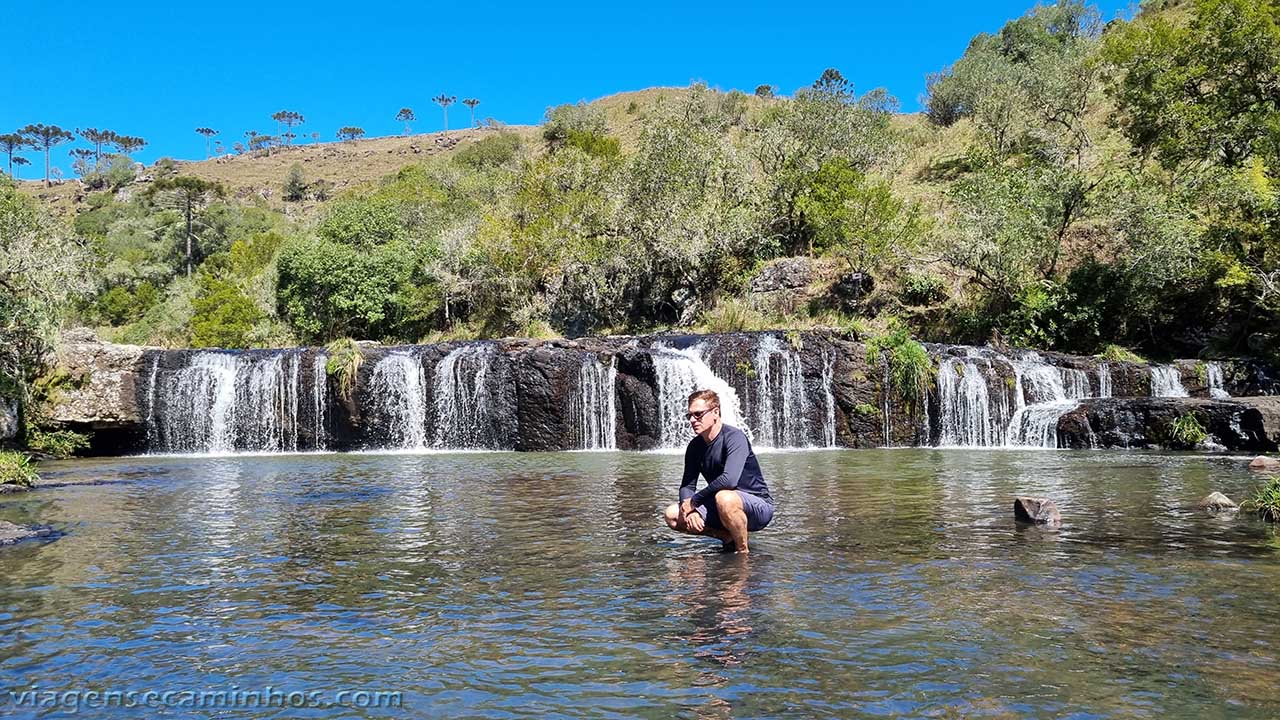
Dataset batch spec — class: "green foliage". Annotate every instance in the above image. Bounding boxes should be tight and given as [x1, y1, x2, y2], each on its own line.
[543, 102, 611, 153]
[453, 132, 522, 170]
[229, 231, 286, 278]
[1098, 344, 1147, 363]
[190, 275, 264, 348]
[1164, 413, 1208, 448]
[900, 272, 947, 305]
[317, 194, 406, 245]
[784, 329, 803, 351]
[324, 338, 364, 400]
[1242, 476, 1280, 523]
[282, 163, 307, 202]
[865, 325, 933, 409]
[276, 237, 418, 342]
[24, 428, 91, 459]
[854, 403, 878, 417]
[696, 300, 771, 334]
[0, 451, 37, 487]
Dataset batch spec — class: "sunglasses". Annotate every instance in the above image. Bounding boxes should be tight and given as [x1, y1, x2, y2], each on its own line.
[685, 407, 718, 421]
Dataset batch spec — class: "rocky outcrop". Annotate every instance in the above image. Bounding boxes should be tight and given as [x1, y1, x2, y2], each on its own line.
[1057, 397, 1280, 452]
[0, 399, 17, 442]
[1197, 492, 1238, 512]
[0, 520, 54, 546]
[1013, 497, 1061, 528]
[42, 328, 1280, 455]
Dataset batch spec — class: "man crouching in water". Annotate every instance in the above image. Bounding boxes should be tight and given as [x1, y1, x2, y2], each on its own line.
[664, 389, 775, 553]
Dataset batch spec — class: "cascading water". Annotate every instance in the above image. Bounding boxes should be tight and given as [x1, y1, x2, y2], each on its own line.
[1006, 360, 1090, 448]
[936, 358, 997, 447]
[651, 344, 742, 449]
[820, 352, 837, 447]
[144, 355, 160, 448]
[1151, 366, 1189, 397]
[1206, 362, 1230, 400]
[433, 344, 506, 450]
[369, 352, 428, 450]
[1098, 363, 1112, 399]
[575, 355, 617, 450]
[154, 353, 241, 453]
[751, 335, 812, 448]
[312, 353, 328, 450]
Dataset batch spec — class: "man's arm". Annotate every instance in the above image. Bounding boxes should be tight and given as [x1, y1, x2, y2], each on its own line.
[692, 430, 747, 507]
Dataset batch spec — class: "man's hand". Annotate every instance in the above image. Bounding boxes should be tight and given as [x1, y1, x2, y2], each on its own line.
[681, 499, 704, 533]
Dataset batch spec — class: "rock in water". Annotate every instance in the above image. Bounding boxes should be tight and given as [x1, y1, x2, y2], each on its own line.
[1248, 455, 1280, 472]
[1197, 492, 1238, 513]
[1013, 497, 1062, 528]
[0, 521, 54, 546]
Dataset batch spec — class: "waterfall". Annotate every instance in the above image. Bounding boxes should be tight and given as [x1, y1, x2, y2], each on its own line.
[651, 344, 742, 449]
[157, 352, 240, 453]
[820, 352, 837, 447]
[1098, 363, 1112, 398]
[433, 344, 505, 449]
[1206, 362, 1230, 399]
[1005, 358, 1089, 448]
[144, 355, 160, 448]
[936, 359, 996, 447]
[312, 353, 328, 450]
[1151, 365, 1189, 397]
[575, 355, 617, 450]
[880, 360, 893, 447]
[370, 352, 428, 450]
[751, 335, 812, 448]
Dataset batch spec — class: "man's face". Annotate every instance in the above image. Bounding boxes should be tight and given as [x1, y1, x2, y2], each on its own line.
[687, 399, 719, 434]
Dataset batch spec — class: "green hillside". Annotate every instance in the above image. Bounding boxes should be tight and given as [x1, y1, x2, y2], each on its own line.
[4, 0, 1278, 371]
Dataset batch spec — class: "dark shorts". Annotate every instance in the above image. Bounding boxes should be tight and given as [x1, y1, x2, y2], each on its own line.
[699, 490, 775, 532]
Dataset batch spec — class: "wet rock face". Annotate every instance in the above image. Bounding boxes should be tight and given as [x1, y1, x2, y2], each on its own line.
[1057, 397, 1280, 452]
[1013, 497, 1061, 528]
[0, 521, 54, 546]
[0, 399, 17, 442]
[48, 340, 148, 429]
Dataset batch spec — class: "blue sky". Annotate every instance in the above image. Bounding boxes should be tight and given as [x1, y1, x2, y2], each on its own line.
[1, 0, 1132, 172]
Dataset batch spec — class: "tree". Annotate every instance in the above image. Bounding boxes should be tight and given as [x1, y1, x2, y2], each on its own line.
[337, 126, 365, 142]
[147, 176, 225, 277]
[77, 128, 116, 164]
[68, 148, 95, 177]
[396, 108, 415, 135]
[0, 134, 28, 177]
[20, 124, 74, 187]
[813, 68, 851, 98]
[0, 181, 94, 428]
[272, 110, 304, 145]
[282, 163, 307, 202]
[196, 127, 219, 158]
[463, 98, 480, 128]
[10, 157, 29, 179]
[1104, 0, 1280, 172]
[310, 131, 320, 144]
[112, 135, 147, 158]
[754, 84, 775, 98]
[191, 276, 264, 348]
[433, 94, 457, 132]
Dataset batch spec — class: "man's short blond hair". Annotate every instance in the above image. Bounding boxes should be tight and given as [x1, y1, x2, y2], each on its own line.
[687, 389, 719, 410]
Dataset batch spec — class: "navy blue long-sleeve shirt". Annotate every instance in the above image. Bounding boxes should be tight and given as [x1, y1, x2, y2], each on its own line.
[680, 424, 773, 507]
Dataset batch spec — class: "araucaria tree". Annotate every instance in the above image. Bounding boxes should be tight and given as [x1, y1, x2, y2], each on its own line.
[77, 128, 116, 164]
[0, 134, 28, 177]
[147, 176, 225, 277]
[20, 124, 74, 187]
[433, 94, 456, 132]
[112, 135, 147, 158]
[463, 98, 480, 128]
[397, 108, 415, 135]
[337, 126, 365, 142]
[196, 127, 219, 158]
[272, 111, 305, 145]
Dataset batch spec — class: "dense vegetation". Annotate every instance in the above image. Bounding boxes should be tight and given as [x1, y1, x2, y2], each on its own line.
[2, 0, 1277, 434]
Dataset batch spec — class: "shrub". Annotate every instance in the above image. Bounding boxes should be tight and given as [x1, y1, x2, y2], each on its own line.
[1242, 477, 1280, 523]
[865, 325, 933, 409]
[24, 428, 91, 459]
[0, 451, 37, 487]
[854, 403, 878, 416]
[900, 272, 947, 305]
[324, 338, 364, 401]
[697, 299, 770, 333]
[1164, 413, 1207, 448]
[282, 164, 307, 202]
[190, 276, 264, 348]
[453, 132, 522, 170]
[1098, 344, 1147, 363]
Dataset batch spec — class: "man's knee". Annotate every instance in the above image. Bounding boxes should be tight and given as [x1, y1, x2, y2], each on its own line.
[663, 503, 681, 528]
[714, 490, 743, 514]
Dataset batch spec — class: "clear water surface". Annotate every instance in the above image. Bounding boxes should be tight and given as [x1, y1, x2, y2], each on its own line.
[1, 450, 1278, 718]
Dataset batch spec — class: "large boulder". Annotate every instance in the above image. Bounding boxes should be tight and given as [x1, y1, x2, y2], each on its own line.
[1197, 492, 1238, 513]
[47, 333, 148, 429]
[1013, 497, 1061, 528]
[1250, 455, 1280, 472]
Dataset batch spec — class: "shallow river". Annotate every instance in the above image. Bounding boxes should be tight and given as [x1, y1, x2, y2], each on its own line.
[1, 450, 1278, 718]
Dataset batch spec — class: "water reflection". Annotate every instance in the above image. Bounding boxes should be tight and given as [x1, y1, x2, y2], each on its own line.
[0, 450, 1278, 718]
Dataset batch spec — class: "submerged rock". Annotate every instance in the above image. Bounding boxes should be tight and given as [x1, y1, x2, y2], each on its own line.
[1013, 497, 1061, 528]
[1196, 492, 1238, 513]
[1249, 455, 1280, 472]
[0, 521, 54, 546]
